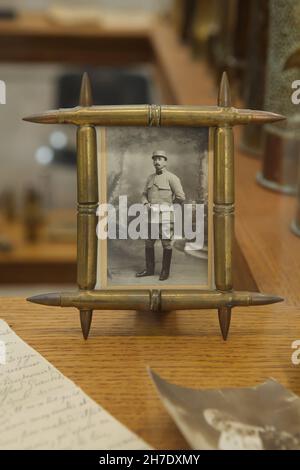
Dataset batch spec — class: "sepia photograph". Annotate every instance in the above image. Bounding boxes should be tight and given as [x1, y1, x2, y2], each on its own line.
[150, 371, 300, 451]
[96, 126, 213, 289]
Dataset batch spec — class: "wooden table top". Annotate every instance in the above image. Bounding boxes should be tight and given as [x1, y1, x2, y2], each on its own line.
[1, 298, 299, 450]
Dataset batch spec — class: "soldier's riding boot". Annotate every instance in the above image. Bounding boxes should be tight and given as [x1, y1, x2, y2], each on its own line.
[136, 247, 155, 277]
[159, 249, 172, 281]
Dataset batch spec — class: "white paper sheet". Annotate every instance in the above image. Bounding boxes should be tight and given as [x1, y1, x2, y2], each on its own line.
[0, 320, 151, 450]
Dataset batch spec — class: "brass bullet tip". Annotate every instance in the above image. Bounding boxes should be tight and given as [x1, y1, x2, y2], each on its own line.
[80, 310, 93, 340]
[27, 293, 61, 306]
[218, 71, 231, 107]
[79, 72, 93, 107]
[267, 112, 286, 122]
[246, 110, 286, 124]
[218, 306, 231, 341]
[23, 111, 59, 124]
[252, 292, 284, 305]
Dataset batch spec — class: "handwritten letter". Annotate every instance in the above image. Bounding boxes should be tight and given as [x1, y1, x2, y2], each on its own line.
[0, 320, 150, 450]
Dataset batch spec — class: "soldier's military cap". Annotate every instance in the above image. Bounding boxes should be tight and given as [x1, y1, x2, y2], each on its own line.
[152, 150, 167, 160]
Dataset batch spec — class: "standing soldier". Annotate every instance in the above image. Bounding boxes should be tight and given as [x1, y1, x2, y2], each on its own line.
[136, 150, 185, 281]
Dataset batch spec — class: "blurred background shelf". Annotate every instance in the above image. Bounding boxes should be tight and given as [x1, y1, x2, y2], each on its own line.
[0, 210, 76, 284]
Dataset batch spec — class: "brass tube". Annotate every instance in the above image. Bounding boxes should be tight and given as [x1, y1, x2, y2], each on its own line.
[23, 105, 284, 127]
[77, 126, 98, 203]
[75, 74, 99, 339]
[214, 208, 234, 290]
[77, 207, 98, 290]
[27, 289, 282, 311]
[76, 125, 98, 291]
[213, 127, 234, 291]
[61, 290, 151, 310]
[214, 127, 234, 204]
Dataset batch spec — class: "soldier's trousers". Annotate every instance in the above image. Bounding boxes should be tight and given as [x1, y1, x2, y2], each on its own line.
[145, 222, 174, 249]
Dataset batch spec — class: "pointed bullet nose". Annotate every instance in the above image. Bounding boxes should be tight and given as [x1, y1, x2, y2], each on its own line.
[260, 111, 286, 123]
[27, 293, 61, 306]
[80, 310, 93, 340]
[23, 111, 59, 124]
[23, 114, 42, 123]
[269, 112, 286, 122]
[218, 306, 231, 341]
[79, 72, 93, 107]
[250, 110, 286, 124]
[218, 71, 231, 108]
[262, 294, 284, 305]
[250, 292, 284, 305]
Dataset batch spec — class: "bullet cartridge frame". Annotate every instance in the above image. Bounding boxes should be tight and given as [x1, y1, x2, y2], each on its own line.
[25, 72, 284, 340]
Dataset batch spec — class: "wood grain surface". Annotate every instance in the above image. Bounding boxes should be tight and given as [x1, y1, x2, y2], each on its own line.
[1, 298, 299, 450]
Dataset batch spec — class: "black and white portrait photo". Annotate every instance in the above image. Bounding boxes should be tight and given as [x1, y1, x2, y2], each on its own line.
[150, 371, 300, 451]
[96, 126, 213, 289]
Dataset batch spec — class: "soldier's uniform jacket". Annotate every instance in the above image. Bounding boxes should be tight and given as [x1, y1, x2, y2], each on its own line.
[141, 169, 185, 207]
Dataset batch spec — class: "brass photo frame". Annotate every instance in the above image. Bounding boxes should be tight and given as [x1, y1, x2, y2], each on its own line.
[25, 72, 284, 340]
